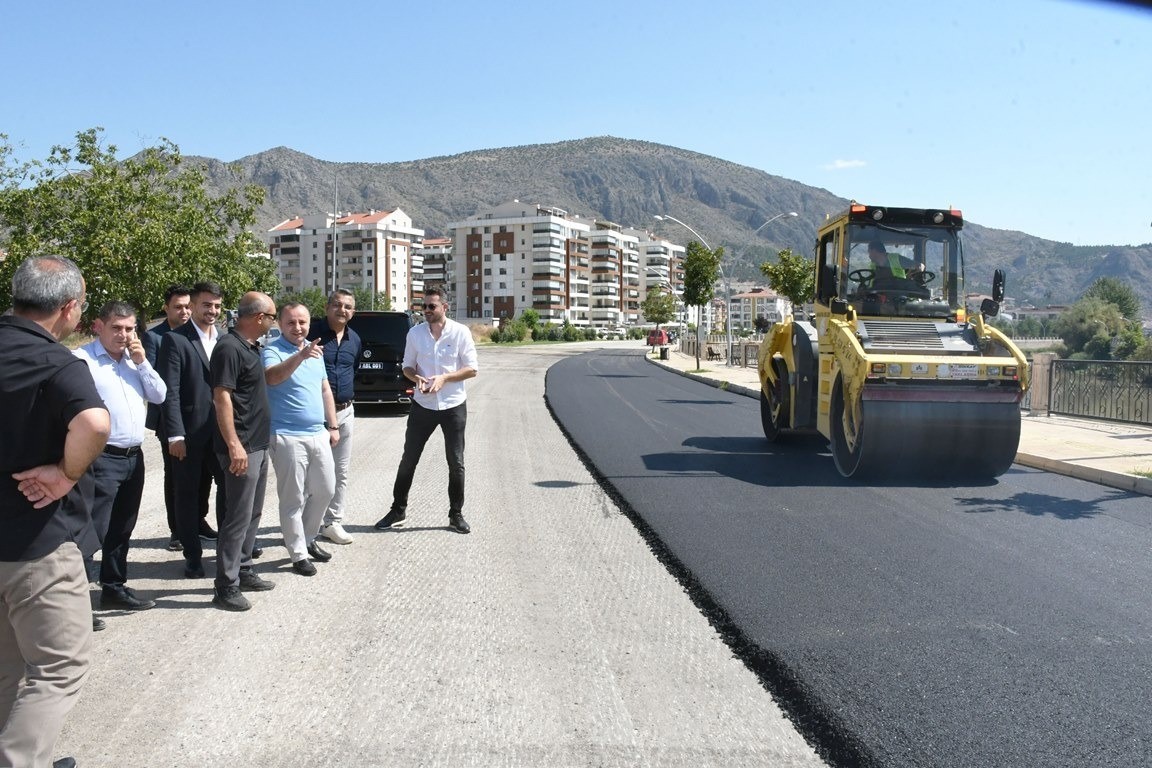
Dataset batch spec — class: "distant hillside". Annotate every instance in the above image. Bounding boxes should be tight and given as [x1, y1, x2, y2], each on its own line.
[193, 137, 1152, 312]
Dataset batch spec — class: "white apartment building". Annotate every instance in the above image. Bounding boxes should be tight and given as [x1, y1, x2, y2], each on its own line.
[628, 228, 691, 328]
[445, 201, 593, 325]
[729, 287, 791, 332]
[267, 209, 425, 311]
[418, 237, 453, 292]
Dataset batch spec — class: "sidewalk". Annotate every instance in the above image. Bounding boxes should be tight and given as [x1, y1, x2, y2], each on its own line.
[650, 347, 1152, 496]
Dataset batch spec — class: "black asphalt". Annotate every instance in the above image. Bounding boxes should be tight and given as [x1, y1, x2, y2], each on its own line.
[546, 348, 1152, 768]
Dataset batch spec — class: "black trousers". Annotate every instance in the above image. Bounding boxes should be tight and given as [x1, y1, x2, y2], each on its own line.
[86, 451, 146, 586]
[157, 436, 218, 539]
[391, 401, 467, 515]
[171, 439, 225, 568]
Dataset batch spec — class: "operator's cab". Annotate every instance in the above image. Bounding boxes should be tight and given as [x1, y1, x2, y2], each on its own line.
[815, 205, 964, 321]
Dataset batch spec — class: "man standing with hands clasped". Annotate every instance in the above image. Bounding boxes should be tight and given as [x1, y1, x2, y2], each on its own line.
[375, 285, 478, 534]
[263, 302, 339, 577]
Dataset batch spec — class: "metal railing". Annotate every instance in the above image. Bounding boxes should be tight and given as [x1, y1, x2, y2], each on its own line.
[1048, 359, 1152, 425]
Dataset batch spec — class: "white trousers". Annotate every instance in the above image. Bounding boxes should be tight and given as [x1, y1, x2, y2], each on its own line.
[325, 405, 355, 526]
[270, 432, 336, 562]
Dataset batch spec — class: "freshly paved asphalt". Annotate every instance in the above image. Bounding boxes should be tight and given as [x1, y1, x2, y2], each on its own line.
[547, 347, 1152, 768]
[55, 342, 824, 768]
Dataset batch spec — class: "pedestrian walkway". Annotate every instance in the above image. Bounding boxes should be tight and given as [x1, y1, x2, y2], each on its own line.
[651, 347, 1152, 496]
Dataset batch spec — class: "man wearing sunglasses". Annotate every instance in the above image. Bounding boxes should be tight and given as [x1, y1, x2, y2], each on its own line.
[375, 285, 478, 534]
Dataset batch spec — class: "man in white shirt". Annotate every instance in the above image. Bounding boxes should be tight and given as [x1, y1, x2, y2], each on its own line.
[74, 301, 167, 616]
[375, 286, 478, 534]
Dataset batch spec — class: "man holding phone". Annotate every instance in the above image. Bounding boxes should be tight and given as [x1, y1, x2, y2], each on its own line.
[74, 301, 167, 618]
[375, 286, 478, 534]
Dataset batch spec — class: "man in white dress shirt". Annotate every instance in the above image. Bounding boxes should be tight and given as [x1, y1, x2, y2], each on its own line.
[374, 286, 478, 534]
[74, 301, 167, 615]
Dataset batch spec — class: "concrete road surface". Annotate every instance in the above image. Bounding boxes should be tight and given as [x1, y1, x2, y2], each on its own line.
[56, 342, 824, 768]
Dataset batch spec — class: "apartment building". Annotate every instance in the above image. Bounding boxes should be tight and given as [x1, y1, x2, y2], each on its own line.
[630, 229, 690, 328]
[729, 287, 791, 331]
[418, 237, 453, 292]
[267, 208, 425, 310]
[445, 201, 593, 325]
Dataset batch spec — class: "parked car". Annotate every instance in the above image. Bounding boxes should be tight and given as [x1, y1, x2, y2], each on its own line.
[257, 326, 282, 347]
[341, 310, 416, 406]
[646, 328, 669, 346]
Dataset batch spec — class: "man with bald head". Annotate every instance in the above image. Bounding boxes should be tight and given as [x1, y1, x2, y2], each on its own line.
[209, 291, 277, 611]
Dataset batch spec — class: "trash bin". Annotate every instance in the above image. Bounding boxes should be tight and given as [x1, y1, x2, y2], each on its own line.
[659, 346, 670, 361]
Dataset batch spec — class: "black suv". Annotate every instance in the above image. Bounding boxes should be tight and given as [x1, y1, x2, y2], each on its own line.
[346, 311, 416, 405]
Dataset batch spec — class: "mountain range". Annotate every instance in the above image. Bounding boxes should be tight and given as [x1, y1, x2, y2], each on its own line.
[193, 136, 1152, 313]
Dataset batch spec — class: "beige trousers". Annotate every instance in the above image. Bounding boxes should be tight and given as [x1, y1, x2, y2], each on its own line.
[0, 542, 92, 768]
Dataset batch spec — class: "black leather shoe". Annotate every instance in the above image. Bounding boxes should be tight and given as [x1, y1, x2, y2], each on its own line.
[375, 508, 406, 529]
[198, 520, 218, 540]
[212, 585, 251, 612]
[306, 541, 332, 562]
[184, 562, 206, 579]
[448, 512, 471, 534]
[92, 617, 106, 632]
[238, 569, 275, 592]
[101, 585, 156, 611]
[52, 758, 77, 768]
[292, 559, 317, 577]
[251, 546, 264, 559]
[166, 537, 183, 552]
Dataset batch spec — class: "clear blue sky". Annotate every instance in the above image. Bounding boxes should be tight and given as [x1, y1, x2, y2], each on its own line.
[4, 0, 1150, 246]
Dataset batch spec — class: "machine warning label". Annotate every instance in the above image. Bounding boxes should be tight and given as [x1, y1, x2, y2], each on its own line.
[946, 364, 979, 378]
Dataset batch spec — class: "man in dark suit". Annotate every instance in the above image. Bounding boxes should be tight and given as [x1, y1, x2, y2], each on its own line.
[144, 284, 209, 552]
[157, 281, 227, 578]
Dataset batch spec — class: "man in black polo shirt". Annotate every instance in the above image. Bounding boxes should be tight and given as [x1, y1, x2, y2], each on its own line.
[0, 255, 110, 768]
[210, 291, 276, 611]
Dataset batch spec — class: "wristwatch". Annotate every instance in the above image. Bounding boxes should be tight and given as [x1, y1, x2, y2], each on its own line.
[325, 424, 339, 430]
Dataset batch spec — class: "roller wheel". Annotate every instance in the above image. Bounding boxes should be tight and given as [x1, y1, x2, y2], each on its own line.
[830, 374, 865, 477]
[760, 360, 790, 441]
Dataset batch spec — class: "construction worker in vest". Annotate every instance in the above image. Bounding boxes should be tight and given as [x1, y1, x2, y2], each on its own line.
[867, 240, 907, 280]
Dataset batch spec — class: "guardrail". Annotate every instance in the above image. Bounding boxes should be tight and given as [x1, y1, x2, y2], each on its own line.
[1028, 353, 1152, 425]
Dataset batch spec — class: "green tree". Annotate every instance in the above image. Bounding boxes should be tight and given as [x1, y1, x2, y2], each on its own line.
[759, 247, 814, 308]
[640, 286, 677, 329]
[350, 287, 391, 311]
[1051, 297, 1127, 359]
[520, 308, 540, 331]
[681, 240, 722, 370]
[0, 128, 276, 322]
[277, 287, 327, 317]
[1082, 277, 1140, 322]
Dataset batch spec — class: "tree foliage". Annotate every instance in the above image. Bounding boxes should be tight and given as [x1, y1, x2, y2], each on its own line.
[1051, 297, 1127, 359]
[277, 287, 328, 317]
[681, 240, 722, 369]
[759, 248, 813, 307]
[640, 286, 677, 328]
[1081, 277, 1140, 322]
[350, 287, 391, 312]
[0, 128, 276, 321]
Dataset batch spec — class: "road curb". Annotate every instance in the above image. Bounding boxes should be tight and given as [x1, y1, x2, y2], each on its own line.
[648, 355, 760, 400]
[650, 355, 1152, 496]
[1014, 453, 1152, 496]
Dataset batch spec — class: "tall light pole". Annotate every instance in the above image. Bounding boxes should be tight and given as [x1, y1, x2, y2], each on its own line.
[654, 211, 799, 366]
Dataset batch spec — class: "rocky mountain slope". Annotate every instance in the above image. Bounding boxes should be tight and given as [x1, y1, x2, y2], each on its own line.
[194, 137, 1152, 310]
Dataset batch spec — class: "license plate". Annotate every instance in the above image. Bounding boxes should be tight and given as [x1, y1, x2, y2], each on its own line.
[360, 362, 385, 370]
[947, 364, 978, 379]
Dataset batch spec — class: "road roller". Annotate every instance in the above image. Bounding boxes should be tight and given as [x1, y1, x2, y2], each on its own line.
[758, 203, 1030, 479]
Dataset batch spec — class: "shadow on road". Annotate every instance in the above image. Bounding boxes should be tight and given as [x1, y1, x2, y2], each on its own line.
[956, 488, 1138, 519]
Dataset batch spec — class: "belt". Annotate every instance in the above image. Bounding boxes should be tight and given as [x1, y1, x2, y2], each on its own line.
[335, 401, 353, 412]
[103, 444, 141, 457]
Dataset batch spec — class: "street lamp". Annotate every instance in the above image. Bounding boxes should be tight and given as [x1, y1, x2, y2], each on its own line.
[654, 211, 798, 366]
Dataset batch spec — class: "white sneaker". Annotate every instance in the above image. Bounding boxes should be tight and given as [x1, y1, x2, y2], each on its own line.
[320, 522, 354, 545]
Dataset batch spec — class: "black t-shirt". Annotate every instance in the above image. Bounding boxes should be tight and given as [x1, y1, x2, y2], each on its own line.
[0, 316, 106, 561]
[210, 329, 270, 454]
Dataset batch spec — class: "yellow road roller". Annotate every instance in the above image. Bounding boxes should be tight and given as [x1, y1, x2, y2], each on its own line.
[758, 203, 1029, 479]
